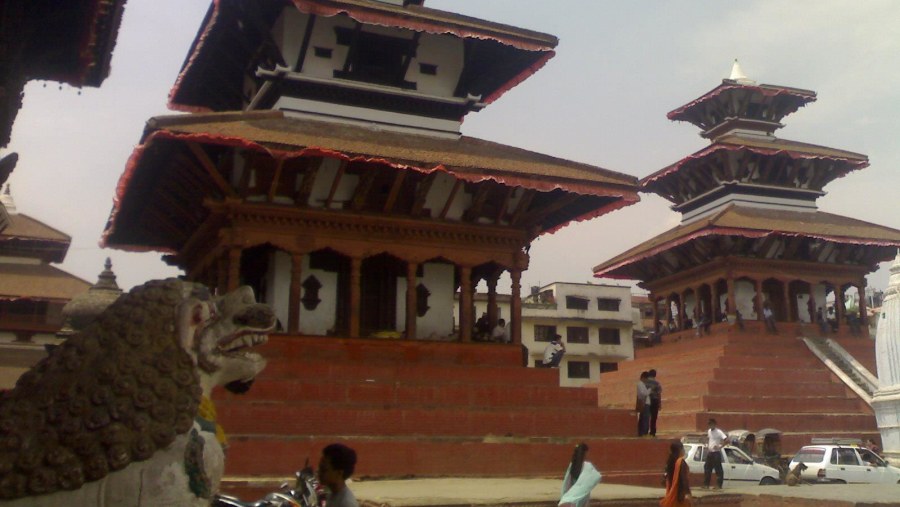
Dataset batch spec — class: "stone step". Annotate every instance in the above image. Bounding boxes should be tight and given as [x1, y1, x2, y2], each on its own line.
[658, 411, 877, 434]
[660, 394, 866, 414]
[261, 358, 559, 386]
[219, 378, 599, 408]
[261, 334, 521, 367]
[215, 401, 637, 438]
[220, 435, 669, 482]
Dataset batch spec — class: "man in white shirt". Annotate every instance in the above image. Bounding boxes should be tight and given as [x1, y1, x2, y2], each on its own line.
[541, 334, 565, 367]
[491, 318, 510, 343]
[704, 418, 728, 489]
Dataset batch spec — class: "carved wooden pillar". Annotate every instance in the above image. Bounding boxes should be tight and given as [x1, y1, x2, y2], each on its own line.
[754, 279, 763, 320]
[510, 269, 522, 345]
[858, 281, 868, 326]
[459, 266, 473, 342]
[711, 282, 720, 322]
[652, 296, 660, 335]
[665, 295, 673, 328]
[836, 285, 845, 330]
[678, 290, 687, 330]
[405, 262, 418, 340]
[227, 246, 242, 293]
[216, 256, 227, 295]
[486, 271, 499, 328]
[782, 281, 792, 322]
[288, 253, 303, 334]
[726, 277, 736, 318]
[349, 257, 362, 338]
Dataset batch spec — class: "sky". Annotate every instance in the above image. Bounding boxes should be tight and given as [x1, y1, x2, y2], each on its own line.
[4, 0, 900, 295]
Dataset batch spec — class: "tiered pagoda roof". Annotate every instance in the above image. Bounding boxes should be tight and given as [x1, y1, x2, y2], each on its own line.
[103, 110, 638, 253]
[0, 189, 90, 303]
[0, 0, 128, 148]
[594, 64, 900, 284]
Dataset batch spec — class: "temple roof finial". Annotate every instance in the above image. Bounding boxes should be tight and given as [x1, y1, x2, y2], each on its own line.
[729, 59, 756, 85]
[0, 183, 16, 215]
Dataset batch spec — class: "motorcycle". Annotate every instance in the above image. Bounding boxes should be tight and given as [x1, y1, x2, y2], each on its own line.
[213, 460, 322, 507]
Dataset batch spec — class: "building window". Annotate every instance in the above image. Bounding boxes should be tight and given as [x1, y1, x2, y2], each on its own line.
[598, 328, 620, 345]
[567, 361, 590, 379]
[600, 362, 619, 373]
[565, 296, 589, 310]
[567, 326, 589, 344]
[597, 298, 620, 311]
[533, 325, 557, 342]
[334, 27, 416, 89]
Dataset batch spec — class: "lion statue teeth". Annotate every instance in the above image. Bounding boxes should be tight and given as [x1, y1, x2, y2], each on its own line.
[0, 279, 275, 506]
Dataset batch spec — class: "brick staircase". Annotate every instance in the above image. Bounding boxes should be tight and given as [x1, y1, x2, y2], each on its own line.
[588, 321, 877, 454]
[213, 334, 667, 496]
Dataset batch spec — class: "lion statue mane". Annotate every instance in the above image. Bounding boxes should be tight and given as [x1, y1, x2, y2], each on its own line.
[0, 279, 274, 506]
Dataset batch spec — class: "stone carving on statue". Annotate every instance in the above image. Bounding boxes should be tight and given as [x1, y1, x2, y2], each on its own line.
[0, 279, 275, 506]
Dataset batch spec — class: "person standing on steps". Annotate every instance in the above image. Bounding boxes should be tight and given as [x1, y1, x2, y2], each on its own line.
[646, 369, 662, 437]
[762, 301, 777, 334]
[703, 418, 727, 490]
[636, 371, 651, 436]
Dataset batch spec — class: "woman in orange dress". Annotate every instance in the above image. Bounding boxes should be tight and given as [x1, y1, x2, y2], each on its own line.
[660, 441, 692, 507]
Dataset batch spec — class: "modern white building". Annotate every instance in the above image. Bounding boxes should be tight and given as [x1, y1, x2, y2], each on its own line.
[522, 282, 634, 387]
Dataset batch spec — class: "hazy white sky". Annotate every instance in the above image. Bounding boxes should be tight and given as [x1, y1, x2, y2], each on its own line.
[5, 0, 900, 294]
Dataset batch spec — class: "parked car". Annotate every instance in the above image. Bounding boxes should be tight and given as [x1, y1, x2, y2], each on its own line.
[789, 444, 900, 484]
[683, 442, 780, 486]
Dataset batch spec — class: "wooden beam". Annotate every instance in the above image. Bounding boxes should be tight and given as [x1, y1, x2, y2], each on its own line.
[509, 189, 535, 225]
[294, 157, 322, 207]
[324, 161, 347, 209]
[350, 169, 378, 211]
[266, 158, 284, 203]
[383, 170, 407, 213]
[410, 172, 437, 217]
[439, 179, 463, 219]
[187, 142, 238, 198]
[495, 186, 515, 224]
[463, 183, 491, 221]
[398, 32, 421, 83]
[519, 193, 580, 226]
[783, 236, 804, 259]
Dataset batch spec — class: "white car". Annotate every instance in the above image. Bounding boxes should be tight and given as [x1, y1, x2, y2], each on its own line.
[683, 443, 780, 486]
[789, 445, 900, 484]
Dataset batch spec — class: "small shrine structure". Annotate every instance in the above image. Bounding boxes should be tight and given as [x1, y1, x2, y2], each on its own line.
[102, 0, 640, 344]
[593, 62, 900, 337]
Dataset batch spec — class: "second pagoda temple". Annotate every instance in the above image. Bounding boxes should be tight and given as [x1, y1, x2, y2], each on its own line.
[594, 62, 900, 337]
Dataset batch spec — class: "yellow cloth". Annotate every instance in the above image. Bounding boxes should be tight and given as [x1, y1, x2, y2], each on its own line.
[199, 396, 228, 446]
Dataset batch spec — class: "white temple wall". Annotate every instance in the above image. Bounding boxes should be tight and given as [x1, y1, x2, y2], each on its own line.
[795, 284, 827, 323]
[735, 280, 758, 319]
[395, 262, 455, 339]
[297, 254, 339, 336]
[276, 10, 463, 99]
[266, 250, 292, 331]
[412, 33, 463, 97]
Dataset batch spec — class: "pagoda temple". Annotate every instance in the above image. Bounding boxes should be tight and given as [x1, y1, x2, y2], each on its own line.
[103, 0, 639, 344]
[101, 0, 671, 489]
[594, 62, 900, 337]
[589, 63, 900, 452]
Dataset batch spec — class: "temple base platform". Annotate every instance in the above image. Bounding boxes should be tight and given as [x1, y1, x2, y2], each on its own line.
[214, 334, 668, 496]
[590, 320, 878, 453]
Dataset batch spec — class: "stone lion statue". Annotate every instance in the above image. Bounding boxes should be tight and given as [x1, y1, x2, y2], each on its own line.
[0, 279, 275, 506]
